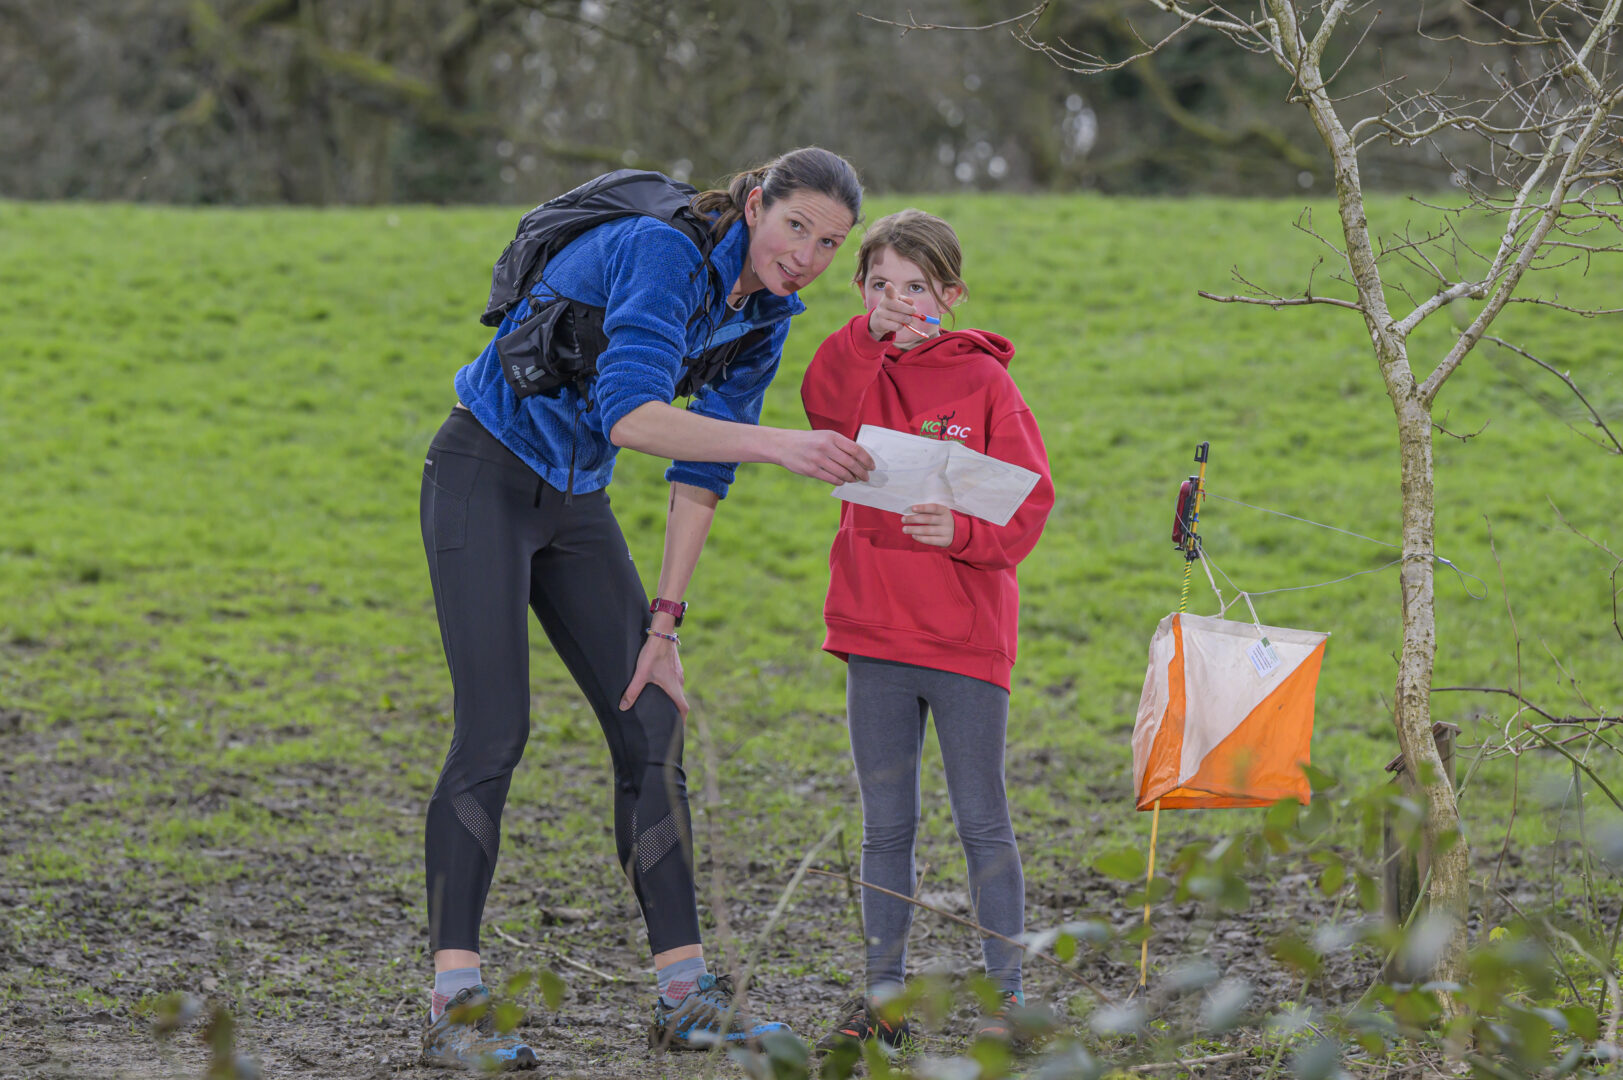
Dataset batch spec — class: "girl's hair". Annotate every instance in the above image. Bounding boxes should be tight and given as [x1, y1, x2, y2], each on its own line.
[852, 209, 968, 310]
[691, 147, 863, 241]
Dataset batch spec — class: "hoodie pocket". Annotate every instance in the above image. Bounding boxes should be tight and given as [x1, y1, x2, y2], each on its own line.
[827, 528, 974, 644]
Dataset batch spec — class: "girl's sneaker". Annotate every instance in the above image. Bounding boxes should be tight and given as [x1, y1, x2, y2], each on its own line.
[973, 991, 1031, 1051]
[648, 973, 792, 1051]
[420, 985, 538, 1071]
[815, 996, 917, 1056]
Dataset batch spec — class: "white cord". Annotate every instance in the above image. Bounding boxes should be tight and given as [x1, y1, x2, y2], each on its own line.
[1204, 490, 1486, 599]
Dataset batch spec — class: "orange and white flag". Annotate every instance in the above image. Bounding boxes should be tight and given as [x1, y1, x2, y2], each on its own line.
[1132, 613, 1329, 810]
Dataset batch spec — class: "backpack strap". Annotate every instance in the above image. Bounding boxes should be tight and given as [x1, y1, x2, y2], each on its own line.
[483, 170, 749, 404]
[482, 170, 720, 328]
[675, 326, 772, 399]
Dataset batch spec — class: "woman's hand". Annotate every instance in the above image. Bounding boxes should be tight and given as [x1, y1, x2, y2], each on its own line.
[868, 283, 937, 348]
[902, 504, 955, 548]
[772, 429, 874, 485]
[619, 633, 688, 719]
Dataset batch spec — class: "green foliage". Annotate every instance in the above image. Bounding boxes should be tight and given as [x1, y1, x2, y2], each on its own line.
[1093, 848, 1147, 881]
[537, 968, 567, 1012]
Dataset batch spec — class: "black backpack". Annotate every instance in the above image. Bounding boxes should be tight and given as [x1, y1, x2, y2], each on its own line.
[481, 170, 769, 403]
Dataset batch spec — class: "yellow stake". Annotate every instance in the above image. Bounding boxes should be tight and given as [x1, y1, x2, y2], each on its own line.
[1140, 446, 1210, 989]
[1139, 800, 1161, 987]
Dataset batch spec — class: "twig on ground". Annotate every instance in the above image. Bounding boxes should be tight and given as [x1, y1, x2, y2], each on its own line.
[690, 707, 737, 971]
[703, 823, 843, 1071]
[1129, 1049, 1253, 1072]
[836, 827, 858, 912]
[489, 925, 624, 983]
[806, 867, 1114, 1004]
[1354, 864, 1433, 1013]
[1485, 886, 1584, 1003]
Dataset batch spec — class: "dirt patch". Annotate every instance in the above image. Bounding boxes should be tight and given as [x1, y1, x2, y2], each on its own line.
[0, 713, 1405, 1080]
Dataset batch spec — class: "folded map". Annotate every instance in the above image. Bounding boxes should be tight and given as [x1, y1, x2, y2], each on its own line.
[831, 425, 1041, 527]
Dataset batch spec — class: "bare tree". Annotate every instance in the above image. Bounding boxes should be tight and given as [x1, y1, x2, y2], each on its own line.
[882, 0, 1623, 1001]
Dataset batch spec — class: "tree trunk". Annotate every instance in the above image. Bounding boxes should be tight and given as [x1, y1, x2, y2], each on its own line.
[1262, 0, 1472, 1001]
[1393, 394, 1470, 989]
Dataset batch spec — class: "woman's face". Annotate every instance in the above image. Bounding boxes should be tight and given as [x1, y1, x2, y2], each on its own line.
[739, 189, 855, 296]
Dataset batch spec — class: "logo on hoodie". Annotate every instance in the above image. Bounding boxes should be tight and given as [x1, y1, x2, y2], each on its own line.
[919, 409, 973, 442]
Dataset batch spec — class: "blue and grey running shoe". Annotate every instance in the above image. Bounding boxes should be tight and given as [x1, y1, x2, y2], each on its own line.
[420, 985, 538, 1071]
[648, 973, 792, 1051]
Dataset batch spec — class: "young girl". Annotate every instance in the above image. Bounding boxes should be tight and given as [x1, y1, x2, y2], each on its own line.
[800, 209, 1054, 1052]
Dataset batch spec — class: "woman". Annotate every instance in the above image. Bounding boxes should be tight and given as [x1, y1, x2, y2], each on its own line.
[418, 147, 870, 1071]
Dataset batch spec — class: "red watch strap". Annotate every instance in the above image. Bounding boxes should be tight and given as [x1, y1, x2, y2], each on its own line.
[650, 597, 687, 626]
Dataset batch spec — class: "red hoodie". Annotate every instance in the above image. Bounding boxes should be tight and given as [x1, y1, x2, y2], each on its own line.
[801, 314, 1055, 690]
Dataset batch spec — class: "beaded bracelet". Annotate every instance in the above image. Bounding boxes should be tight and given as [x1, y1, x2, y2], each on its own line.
[645, 628, 681, 646]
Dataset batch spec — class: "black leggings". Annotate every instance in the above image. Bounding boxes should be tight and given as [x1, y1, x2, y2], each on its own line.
[420, 407, 699, 955]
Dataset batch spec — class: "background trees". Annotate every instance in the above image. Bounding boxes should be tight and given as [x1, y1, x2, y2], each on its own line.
[0, 0, 1555, 203]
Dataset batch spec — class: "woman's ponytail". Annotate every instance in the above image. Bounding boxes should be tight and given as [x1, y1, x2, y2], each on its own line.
[690, 148, 862, 242]
[691, 168, 767, 241]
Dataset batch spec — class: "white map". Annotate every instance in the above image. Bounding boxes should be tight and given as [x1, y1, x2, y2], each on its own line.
[831, 425, 1041, 527]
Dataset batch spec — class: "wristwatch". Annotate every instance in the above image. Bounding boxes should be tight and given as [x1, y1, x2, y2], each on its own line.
[649, 597, 687, 627]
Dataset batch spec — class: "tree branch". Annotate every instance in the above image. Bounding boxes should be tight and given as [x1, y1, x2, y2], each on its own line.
[1197, 290, 1364, 311]
[1505, 296, 1623, 316]
[1139, 0, 1271, 40]
[1307, 0, 1354, 66]
[1120, 29, 1321, 171]
[1432, 413, 1489, 442]
[858, 3, 1050, 37]
[1483, 335, 1623, 453]
[1549, 497, 1623, 646]
[1419, 83, 1623, 404]
[1433, 687, 1620, 728]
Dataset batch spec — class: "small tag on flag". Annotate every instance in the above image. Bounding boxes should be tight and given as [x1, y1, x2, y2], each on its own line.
[1248, 636, 1281, 678]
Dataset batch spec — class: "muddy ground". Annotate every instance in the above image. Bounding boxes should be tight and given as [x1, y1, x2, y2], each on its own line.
[0, 712, 1422, 1080]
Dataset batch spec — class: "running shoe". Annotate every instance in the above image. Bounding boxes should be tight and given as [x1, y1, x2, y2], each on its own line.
[647, 973, 792, 1051]
[972, 991, 1032, 1050]
[420, 985, 538, 1072]
[814, 995, 917, 1056]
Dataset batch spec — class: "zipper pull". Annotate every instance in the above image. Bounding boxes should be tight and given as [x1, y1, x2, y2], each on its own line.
[565, 393, 587, 505]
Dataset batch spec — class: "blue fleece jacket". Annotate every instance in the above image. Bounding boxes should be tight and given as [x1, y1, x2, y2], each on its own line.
[454, 215, 805, 498]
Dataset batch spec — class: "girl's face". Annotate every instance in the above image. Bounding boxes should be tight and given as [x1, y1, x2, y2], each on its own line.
[739, 189, 855, 296]
[861, 247, 962, 323]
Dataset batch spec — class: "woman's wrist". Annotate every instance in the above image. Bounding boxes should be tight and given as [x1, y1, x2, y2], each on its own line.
[754, 426, 788, 468]
[649, 609, 681, 635]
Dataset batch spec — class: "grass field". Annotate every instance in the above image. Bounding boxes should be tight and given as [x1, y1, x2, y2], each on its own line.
[1, 192, 1619, 1078]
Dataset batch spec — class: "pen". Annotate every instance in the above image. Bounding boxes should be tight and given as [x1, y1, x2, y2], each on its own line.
[913, 313, 942, 325]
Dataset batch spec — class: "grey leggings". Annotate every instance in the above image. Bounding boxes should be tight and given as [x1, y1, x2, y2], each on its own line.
[847, 655, 1024, 995]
